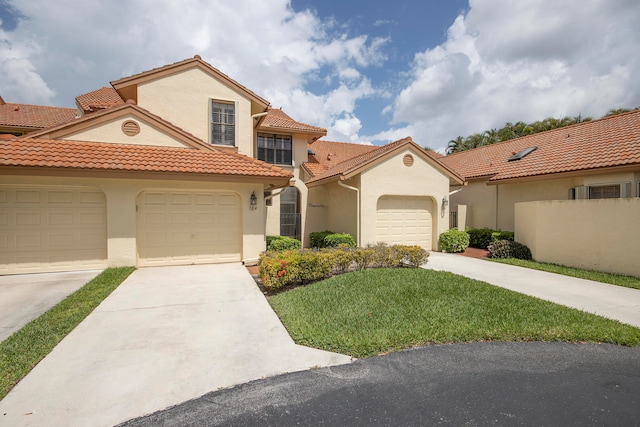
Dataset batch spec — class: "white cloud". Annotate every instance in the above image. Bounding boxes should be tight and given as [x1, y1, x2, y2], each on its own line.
[0, 0, 386, 140]
[387, 0, 640, 152]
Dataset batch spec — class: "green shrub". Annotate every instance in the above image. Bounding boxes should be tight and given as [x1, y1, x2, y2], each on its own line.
[324, 233, 356, 248]
[467, 227, 494, 249]
[396, 245, 430, 267]
[309, 230, 334, 248]
[488, 240, 532, 260]
[491, 231, 514, 242]
[266, 235, 301, 251]
[258, 244, 430, 290]
[439, 229, 470, 253]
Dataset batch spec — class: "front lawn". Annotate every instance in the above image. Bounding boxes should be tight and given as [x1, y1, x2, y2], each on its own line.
[269, 268, 640, 358]
[488, 258, 640, 290]
[0, 267, 135, 400]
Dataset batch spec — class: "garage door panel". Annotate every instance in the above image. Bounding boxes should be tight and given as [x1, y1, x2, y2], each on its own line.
[376, 196, 433, 250]
[137, 191, 241, 267]
[1, 186, 108, 274]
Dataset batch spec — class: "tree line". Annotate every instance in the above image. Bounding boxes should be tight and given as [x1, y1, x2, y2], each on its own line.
[445, 108, 639, 154]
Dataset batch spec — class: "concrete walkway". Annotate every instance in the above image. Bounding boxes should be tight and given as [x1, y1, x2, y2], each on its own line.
[424, 252, 640, 328]
[0, 264, 352, 427]
[0, 270, 101, 342]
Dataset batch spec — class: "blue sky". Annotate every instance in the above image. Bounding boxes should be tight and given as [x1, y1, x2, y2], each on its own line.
[1, 0, 639, 152]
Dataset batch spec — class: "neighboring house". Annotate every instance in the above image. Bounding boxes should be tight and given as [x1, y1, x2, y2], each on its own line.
[439, 110, 640, 231]
[0, 97, 76, 136]
[0, 55, 460, 275]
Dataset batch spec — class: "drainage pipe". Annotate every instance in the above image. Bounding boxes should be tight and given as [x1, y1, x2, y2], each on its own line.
[337, 180, 360, 247]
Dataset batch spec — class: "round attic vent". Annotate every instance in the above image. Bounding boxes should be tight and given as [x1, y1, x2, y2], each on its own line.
[403, 154, 414, 167]
[122, 120, 140, 137]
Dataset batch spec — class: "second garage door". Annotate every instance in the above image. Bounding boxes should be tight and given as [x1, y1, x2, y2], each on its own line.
[137, 191, 241, 267]
[376, 196, 433, 250]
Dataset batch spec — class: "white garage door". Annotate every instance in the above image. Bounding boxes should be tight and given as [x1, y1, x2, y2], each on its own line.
[0, 185, 108, 275]
[376, 196, 433, 250]
[137, 191, 241, 267]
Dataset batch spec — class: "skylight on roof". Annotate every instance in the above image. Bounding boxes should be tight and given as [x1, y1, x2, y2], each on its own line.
[508, 146, 537, 161]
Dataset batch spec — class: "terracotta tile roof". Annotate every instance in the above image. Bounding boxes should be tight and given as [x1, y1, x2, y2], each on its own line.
[0, 138, 293, 179]
[303, 139, 377, 177]
[305, 137, 463, 185]
[0, 103, 76, 129]
[439, 110, 640, 182]
[259, 108, 327, 135]
[111, 55, 270, 108]
[75, 87, 125, 113]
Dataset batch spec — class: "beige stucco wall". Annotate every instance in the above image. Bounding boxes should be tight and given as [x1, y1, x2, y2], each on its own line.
[1, 174, 266, 267]
[359, 147, 450, 249]
[452, 171, 638, 231]
[450, 180, 497, 229]
[64, 115, 189, 148]
[136, 67, 255, 155]
[515, 199, 640, 277]
[325, 179, 359, 242]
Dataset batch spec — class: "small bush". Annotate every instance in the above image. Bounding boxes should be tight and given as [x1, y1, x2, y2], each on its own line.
[266, 235, 301, 251]
[488, 240, 532, 260]
[467, 227, 494, 249]
[491, 231, 514, 242]
[396, 245, 430, 267]
[309, 230, 334, 248]
[324, 233, 356, 248]
[439, 229, 470, 253]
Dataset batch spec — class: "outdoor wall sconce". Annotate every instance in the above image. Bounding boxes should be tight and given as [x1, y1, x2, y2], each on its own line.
[250, 191, 257, 210]
[442, 196, 449, 208]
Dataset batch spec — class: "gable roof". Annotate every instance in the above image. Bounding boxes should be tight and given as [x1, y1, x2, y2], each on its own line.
[111, 55, 270, 108]
[22, 102, 217, 151]
[305, 137, 463, 186]
[258, 108, 327, 136]
[0, 102, 76, 130]
[440, 110, 640, 182]
[76, 87, 125, 113]
[0, 138, 292, 182]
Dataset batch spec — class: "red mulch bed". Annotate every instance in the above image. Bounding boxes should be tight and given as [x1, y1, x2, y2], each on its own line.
[455, 247, 490, 259]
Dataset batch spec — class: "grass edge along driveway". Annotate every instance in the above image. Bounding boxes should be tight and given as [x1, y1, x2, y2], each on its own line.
[0, 267, 135, 400]
[269, 268, 640, 358]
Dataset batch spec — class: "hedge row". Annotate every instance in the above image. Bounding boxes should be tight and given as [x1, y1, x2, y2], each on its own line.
[258, 243, 429, 290]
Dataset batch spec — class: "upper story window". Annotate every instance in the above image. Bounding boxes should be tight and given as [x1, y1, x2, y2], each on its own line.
[257, 133, 292, 165]
[211, 101, 235, 146]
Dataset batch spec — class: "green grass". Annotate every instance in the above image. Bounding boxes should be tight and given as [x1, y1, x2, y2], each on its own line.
[488, 258, 640, 290]
[0, 267, 135, 400]
[269, 268, 640, 358]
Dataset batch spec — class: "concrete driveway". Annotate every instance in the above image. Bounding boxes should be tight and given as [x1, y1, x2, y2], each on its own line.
[0, 263, 352, 427]
[0, 270, 101, 342]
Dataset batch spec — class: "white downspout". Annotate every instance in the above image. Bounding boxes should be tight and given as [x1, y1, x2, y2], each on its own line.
[338, 180, 360, 247]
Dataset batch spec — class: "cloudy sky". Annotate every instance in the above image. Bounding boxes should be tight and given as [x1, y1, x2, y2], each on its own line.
[1, 0, 639, 152]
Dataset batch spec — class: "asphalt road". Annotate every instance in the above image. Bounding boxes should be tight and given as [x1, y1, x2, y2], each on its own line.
[121, 342, 640, 426]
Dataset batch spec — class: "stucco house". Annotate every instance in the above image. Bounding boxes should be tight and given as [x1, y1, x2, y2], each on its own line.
[439, 111, 640, 231]
[439, 111, 640, 277]
[0, 56, 461, 275]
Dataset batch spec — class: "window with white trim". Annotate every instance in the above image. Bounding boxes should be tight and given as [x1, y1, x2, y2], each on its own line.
[257, 133, 292, 165]
[569, 182, 633, 200]
[211, 101, 235, 146]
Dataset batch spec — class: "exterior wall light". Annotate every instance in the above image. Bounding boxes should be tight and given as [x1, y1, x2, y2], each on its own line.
[442, 196, 448, 208]
[250, 191, 257, 210]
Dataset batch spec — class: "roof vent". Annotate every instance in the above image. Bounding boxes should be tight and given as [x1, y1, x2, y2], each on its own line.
[122, 120, 140, 137]
[403, 154, 414, 167]
[508, 146, 537, 161]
